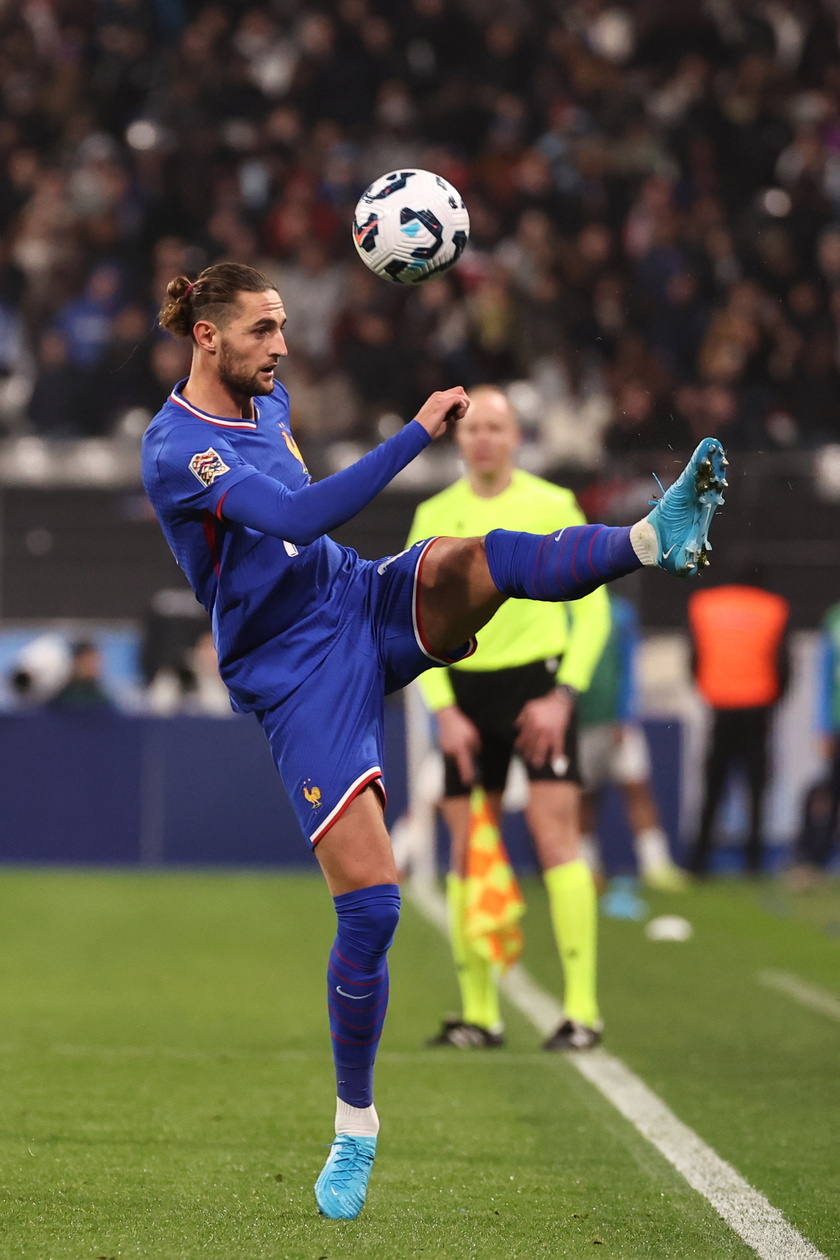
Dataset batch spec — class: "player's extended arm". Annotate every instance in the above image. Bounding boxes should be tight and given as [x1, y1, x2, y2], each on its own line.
[219, 420, 431, 544]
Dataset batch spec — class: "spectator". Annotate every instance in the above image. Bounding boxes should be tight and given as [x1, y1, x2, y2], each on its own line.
[48, 641, 114, 712]
[1, 0, 840, 455]
[28, 329, 93, 436]
[578, 593, 687, 894]
[147, 630, 233, 716]
[790, 598, 840, 882]
[5, 633, 71, 709]
[53, 263, 123, 370]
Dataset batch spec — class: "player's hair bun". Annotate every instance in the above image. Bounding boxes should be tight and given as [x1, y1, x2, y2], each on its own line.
[158, 262, 274, 340]
[158, 275, 195, 338]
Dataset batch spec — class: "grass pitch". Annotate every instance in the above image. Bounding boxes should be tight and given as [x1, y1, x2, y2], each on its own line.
[0, 868, 838, 1259]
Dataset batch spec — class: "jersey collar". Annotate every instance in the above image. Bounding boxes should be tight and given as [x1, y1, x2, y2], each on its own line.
[169, 379, 261, 429]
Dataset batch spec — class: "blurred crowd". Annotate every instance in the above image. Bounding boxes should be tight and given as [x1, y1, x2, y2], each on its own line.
[3, 622, 232, 714]
[4, 0, 840, 468]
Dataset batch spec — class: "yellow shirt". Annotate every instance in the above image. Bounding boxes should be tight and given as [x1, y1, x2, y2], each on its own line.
[406, 469, 611, 711]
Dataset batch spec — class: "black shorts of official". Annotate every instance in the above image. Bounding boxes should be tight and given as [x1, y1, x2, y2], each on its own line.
[443, 659, 581, 799]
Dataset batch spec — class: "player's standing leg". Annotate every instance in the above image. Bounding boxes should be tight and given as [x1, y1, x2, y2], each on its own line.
[312, 789, 399, 1220]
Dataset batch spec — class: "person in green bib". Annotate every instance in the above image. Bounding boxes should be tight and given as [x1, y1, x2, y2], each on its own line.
[577, 593, 688, 902]
[406, 385, 610, 1050]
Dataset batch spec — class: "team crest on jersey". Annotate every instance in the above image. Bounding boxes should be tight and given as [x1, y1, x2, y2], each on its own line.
[189, 447, 230, 487]
[303, 780, 322, 809]
[280, 427, 308, 473]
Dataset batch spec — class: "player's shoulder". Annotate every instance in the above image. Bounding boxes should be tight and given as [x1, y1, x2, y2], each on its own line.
[512, 469, 578, 504]
[142, 388, 184, 455]
[142, 389, 241, 485]
[144, 392, 212, 454]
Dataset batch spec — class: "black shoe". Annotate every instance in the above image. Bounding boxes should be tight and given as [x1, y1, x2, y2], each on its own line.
[542, 1018, 602, 1051]
[427, 1019, 505, 1049]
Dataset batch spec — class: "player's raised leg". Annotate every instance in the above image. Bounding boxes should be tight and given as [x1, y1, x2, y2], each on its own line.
[313, 788, 399, 1220]
[417, 438, 728, 652]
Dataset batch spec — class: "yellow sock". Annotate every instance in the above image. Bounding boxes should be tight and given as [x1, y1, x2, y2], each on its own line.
[543, 859, 600, 1028]
[445, 872, 501, 1030]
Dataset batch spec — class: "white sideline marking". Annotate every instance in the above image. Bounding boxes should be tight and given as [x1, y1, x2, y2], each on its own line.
[408, 878, 828, 1260]
[758, 969, 840, 1023]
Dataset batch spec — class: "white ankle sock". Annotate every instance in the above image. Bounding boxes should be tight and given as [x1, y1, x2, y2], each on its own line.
[579, 834, 602, 875]
[635, 827, 672, 872]
[335, 1098, 380, 1137]
[629, 519, 658, 566]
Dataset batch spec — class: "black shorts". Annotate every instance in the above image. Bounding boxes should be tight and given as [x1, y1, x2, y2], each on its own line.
[443, 659, 581, 799]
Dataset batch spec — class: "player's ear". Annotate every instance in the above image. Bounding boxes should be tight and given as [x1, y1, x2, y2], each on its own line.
[192, 319, 219, 354]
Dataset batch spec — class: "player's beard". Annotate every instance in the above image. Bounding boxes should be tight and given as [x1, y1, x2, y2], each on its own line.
[217, 340, 276, 399]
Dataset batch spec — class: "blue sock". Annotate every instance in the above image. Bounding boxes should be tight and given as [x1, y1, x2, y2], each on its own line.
[328, 884, 401, 1109]
[485, 525, 641, 601]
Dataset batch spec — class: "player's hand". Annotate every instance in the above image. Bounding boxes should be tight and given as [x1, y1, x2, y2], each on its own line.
[414, 387, 470, 440]
[514, 688, 574, 772]
[436, 704, 480, 786]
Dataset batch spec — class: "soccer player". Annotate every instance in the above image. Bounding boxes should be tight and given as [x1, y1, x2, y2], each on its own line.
[791, 596, 840, 882]
[406, 386, 611, 1052]
[578, 592, 688, 896]
[141, 261, 727, 1221]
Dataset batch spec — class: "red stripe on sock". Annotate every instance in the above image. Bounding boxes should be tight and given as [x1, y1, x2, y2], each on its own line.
[586, 526, 605, 578]
[328, 960, 385, 987]
[330, 1031, 383, 1047]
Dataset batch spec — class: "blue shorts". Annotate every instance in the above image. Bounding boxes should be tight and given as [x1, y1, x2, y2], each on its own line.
[257, 538, 475, 846]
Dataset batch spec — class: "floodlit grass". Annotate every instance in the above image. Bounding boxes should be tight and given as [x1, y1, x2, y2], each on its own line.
[0, 869, 837, 1259]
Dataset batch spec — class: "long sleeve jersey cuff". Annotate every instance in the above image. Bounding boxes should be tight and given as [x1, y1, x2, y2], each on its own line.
[218, 419, 431, 543]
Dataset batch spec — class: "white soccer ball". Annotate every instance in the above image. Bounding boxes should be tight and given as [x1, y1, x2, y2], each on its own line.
[352, 168, 470, 285]
[645, 915, 694, 942]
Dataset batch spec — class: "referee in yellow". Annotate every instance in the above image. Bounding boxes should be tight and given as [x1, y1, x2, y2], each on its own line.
[407, 385, 611, 1050]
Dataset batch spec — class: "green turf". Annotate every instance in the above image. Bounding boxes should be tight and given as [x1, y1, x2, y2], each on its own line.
[0, 869, 836, 1259]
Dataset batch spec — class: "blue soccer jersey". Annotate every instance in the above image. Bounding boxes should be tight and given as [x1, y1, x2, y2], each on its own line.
[142, 379, 474, 842]
[141, 372, 362, 710]
[142, 379, 425, 712]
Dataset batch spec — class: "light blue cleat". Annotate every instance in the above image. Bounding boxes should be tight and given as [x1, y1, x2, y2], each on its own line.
[645, 437, 728, 577]
[315, 1134, 377, 1220]
[601, 876, 649, 921]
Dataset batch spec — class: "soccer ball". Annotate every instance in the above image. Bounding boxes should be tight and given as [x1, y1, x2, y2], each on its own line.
[352, 169, 470, 285]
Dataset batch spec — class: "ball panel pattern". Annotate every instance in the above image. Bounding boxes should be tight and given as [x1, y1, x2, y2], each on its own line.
[352, 169, 470, 285]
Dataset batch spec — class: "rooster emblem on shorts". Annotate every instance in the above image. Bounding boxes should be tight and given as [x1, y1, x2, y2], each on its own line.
[303, 781, 322, 808]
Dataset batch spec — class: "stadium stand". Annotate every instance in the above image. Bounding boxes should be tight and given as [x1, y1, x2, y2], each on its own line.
[1, 1, 840, 624]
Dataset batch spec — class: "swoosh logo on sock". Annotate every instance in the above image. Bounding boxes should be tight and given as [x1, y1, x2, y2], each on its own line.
[336, 986, 373, 1000]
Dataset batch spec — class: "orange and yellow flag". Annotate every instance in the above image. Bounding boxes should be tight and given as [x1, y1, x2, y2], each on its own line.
[464, 787, 525, 970]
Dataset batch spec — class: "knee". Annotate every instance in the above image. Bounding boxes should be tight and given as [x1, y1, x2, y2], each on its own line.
[367, 890, 401, 951]
[423, 534, 484, 587]
[336, 883, 401, 955]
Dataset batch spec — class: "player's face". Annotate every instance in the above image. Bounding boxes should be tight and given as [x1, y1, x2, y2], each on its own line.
[456, 392, 520, 477]
[216, 289, 288, 397]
